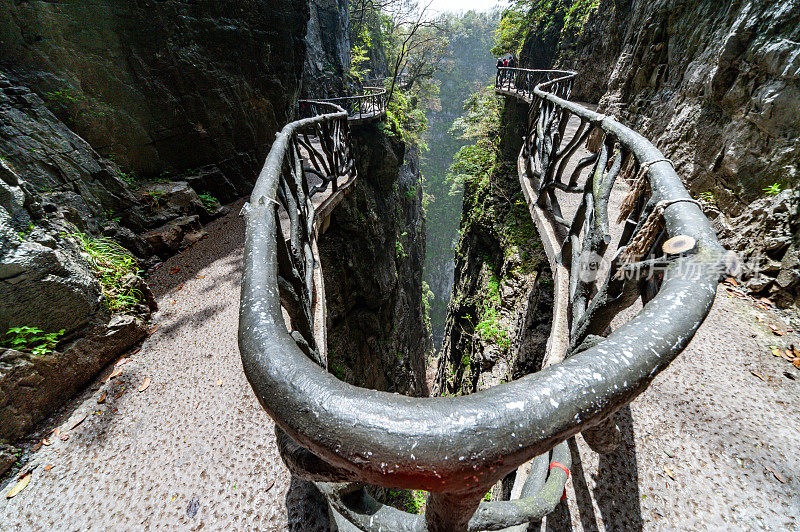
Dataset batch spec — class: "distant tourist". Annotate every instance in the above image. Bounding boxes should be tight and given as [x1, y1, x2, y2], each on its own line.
[509, 56, 517, 68]
[496, 57, 503, 69]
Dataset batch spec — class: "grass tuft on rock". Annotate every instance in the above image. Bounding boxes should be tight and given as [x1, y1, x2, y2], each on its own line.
[197, 192, 220, 213]
[72, 233, 142, 312]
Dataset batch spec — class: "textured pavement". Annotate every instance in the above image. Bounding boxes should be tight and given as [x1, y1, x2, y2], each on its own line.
[1, 170, 799, 529]
[1, 200, 296, 530]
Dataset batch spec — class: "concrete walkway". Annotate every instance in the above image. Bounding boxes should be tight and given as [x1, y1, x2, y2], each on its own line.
[1, 200, 296, 530]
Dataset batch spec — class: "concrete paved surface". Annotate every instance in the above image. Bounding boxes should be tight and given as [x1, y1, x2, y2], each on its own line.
[1, 201, 297, 530]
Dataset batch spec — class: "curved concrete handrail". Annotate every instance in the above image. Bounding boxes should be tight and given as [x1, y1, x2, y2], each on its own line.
[238, 68, 726, 530]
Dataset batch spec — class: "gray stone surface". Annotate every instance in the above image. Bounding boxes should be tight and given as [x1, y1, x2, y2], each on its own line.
[0, 201, 295, 529]
[143, 215, 207, 260]
[0, 315, 148, 441]
[0, 0, 309, 442]
[303, 0, 352, 99]
[319, 124, 431, 397]
[0, 0, 309, 194]
[528, 0, 800, 310]
[0, 444, 16, 477]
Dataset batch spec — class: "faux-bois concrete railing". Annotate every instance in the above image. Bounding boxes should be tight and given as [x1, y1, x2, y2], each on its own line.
[238, 72, 727, 531]
[300, 86, 388, 124]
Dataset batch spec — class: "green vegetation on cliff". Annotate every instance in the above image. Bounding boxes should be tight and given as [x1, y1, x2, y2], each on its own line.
[491, 0, 600, 57]
[419, 11, 499, 348]
[72, 234, 143, 313]
[436, 84, 550, 396]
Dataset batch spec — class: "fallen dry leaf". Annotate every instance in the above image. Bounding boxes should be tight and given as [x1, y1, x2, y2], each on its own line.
[170, 266, 181, 274]
[52, 427, 60, 439]
[42, 438, 52, 446]
[43, 465, 53, 471]
[148, 325, 159, 334]
[104, 367, 123, 382]
[70, 413, 88, 430]
[138, 377, 151, 392]
[663, 466, 675, 480]
[750, 371, 767, 381]
[176, 284, 184, 291]
[98, 392, 107, 404]
[216, 379, 223, 387]
[772, 349, 783, 357]
[765, 467, 786, 483]
[114, 387, 126, 400]
[115, 357, 130, 368]
[6, 474, 30, 498]
[196, 275, 206, 279]
[32, 441, 42, 452]
[17, 465, 36, 479]
[59, 433, 69, 441]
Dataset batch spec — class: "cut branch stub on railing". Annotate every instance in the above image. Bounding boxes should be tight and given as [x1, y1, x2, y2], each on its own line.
[238, 67, 726, 531]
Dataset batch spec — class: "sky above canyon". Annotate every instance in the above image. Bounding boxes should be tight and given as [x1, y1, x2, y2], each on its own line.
[427, 0, 509, 14]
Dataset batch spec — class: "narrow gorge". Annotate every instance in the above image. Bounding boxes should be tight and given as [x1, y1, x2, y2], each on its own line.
[0, 0, 798, 530]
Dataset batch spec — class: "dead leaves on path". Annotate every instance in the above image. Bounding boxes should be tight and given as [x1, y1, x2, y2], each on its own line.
[723, 279, 784, 314]
[138, 377, 151, 392]
[768, 344, 800, 369]
[5, 474, 30, 498]
[104, 367, 123, 382]
[765, 467, 787, 484]
[69, 413, 88, 430]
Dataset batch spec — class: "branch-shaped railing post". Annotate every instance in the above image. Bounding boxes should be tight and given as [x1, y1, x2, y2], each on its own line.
[239, 67, 726, 531]
[311, 86, 388, 123]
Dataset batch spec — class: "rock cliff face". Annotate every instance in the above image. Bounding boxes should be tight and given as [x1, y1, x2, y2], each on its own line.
[303, 0, 352, 98]
[0, 1, 310, 444]
[0, 0, 308, 193]
[319, 125, 430, 397]
[525, 0, 799, 309]
[435, 97, 552, 395]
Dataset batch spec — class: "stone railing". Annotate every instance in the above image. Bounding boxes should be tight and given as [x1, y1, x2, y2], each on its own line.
[300, 86, 388, 123]
[238, 69, 727, 531]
